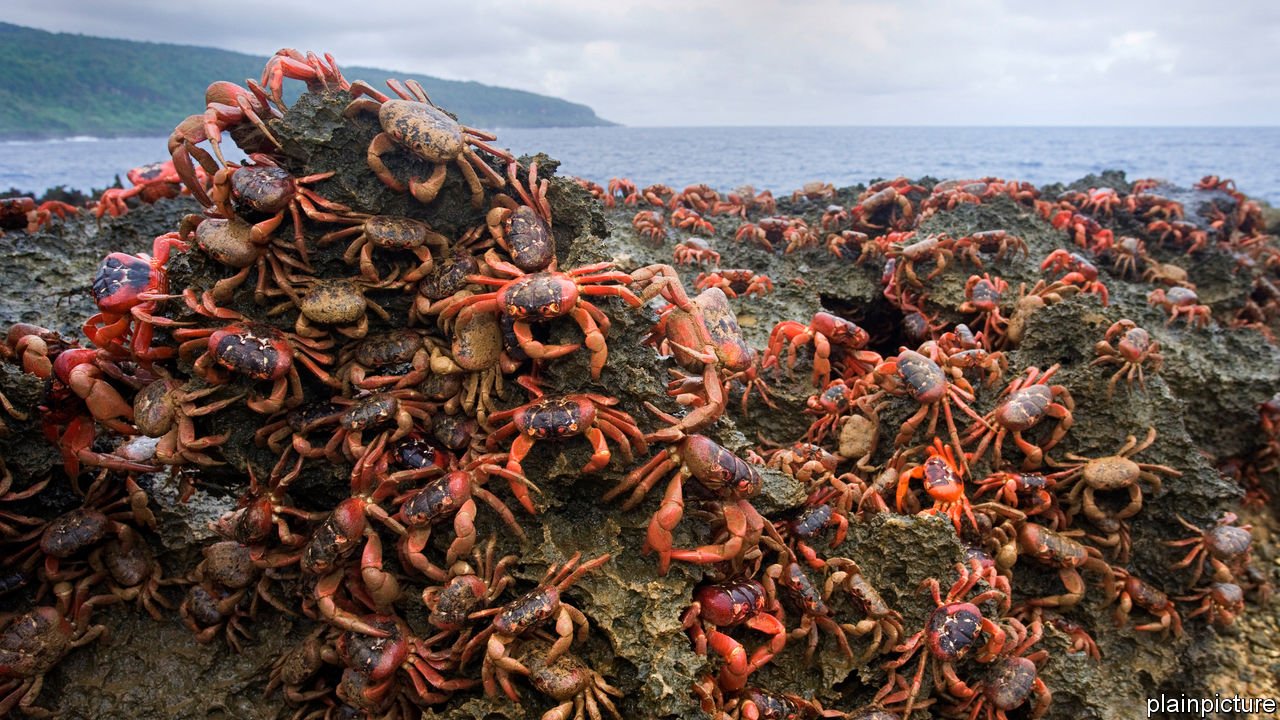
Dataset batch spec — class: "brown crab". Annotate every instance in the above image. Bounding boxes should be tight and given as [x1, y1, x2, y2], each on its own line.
[1047, 427, 1181, 525]
[0, 579, 112, 717]
[345, 78, 513, 207]
[319, 214, 450, 283]
[270, 272, 402, 341]
[515, 638, 624, 718]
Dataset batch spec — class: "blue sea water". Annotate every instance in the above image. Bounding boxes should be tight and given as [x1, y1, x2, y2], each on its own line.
[2, 126, 1278, 204]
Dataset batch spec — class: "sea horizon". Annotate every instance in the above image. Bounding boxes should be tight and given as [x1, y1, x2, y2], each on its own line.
[4, 125, 1278, 204]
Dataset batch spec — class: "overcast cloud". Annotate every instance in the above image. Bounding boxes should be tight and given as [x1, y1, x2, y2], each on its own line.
[9, 1, 1279, 126]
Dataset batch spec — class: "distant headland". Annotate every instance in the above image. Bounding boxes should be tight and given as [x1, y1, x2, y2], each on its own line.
[0, 22, 615, 140]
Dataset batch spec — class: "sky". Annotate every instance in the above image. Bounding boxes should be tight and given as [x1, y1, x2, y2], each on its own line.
[9, 1, 1279, 127]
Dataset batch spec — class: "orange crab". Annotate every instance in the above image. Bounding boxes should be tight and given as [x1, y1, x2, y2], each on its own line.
[958, 274, 1010, 343]
[694, 270, 774, 299]
[1090, 320, 1162, 398]
[763, 312, 879, 387]
[632, 210, 666, 243]
[896, 438, 981, 534]
[1040, 250, 1109, 306]
[1147, 287, 1211, 328]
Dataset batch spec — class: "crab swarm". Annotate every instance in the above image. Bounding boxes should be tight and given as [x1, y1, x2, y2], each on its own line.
[1, 49, 1278, 719]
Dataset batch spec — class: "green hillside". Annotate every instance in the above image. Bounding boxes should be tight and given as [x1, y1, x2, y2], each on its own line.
[0, 23, 614, 139]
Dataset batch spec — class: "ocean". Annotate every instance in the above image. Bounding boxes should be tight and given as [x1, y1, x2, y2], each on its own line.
[2, 126, 1278, 204]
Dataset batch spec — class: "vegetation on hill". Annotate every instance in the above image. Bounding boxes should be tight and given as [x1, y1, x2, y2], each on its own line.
[0, 22, 613, 139]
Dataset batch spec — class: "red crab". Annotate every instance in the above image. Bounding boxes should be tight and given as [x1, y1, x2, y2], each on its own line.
[259, 48, 349, 109]
[823, 557, 906, 661]
[683, 576, 788, 692]
[1147, 220, 1210, 254]
[641, 183, 675, 207]
[485, 160, 555, 269]
[885, 232, 954, 291]
[734, 217, 811, 254]
[1147, 287, 1211, 328]
[712, 185, 775, 217]
[959, 274, 1010, 343]
[1090, 320, 1162, 398]
[442, 249, 642, 380]
[1108, 567, 1182, 636]
[514, 639, 624, 718]
[941, 618, 1051, 720]
[1129, 193, 1184, 220]
[396, 459, 529, 583]
[802, 378, 865, 444]
[176, 292, 338, 413]
[850, 184, 916, 232]
[87, 526, 180, 620]
[694, 684, 846, 720]
[672, 184, 721, 214]
[132, 376, 241, 467]
[632, 210, 666, 243]
[672, 207, 715, 235]
[333, 328, 445, 392]
[288, 389, 438, 464]
[876, 561, 1011, 718]
[420, 536, 516, 634]
[764, 559, 860, 664]
[1046, 427, 1180, 529]
[1012, 524, 1114, 608]
[963, 364, 1075, 470]
[181, 213, 307, 304]
[1109, 236, 1147, 279]
[319, 213, 451, 284]
[604, 425, 778, 575]
[1195, 175, 1238, 194]
[1049, 210, 1114, 253]
[633, 274, 773, 425]
[167, 79, 282, 196]
[0, 197, 78, 235]
[300, 447, 410, 637]
[486, 390, 647, 514]
[792, 181, 836, 203]
[973, 471, 1063, 528]
[773, 487, 851, 569]
[209, 455, 323, 570]
[820, 204, 850, 231]
[1040, 250, 1109, 305]
[934, 323, 1007, 386]
[606, 177, 639, 207]
[12, 471, 145, 581]
[333, 612, 475, 707]
[1178, 582, 1244, 628]
[1079, 187, 1121, 216]
[465, 553, 611, 701]
[764, 312, 880, 387]
[83, 232, 189, 360]
[673, 238, 721, 266]
[44, 349, 147, 475]
[1165, 512, 1255, 585]
[826, 230, 883, 264]
[694, 269, 775, 299]
[763, 441, 840, 486]
[953, 230, 1029, 269]
[896, 437, 981, 534]
[870, 347, 988, 468]
[94, 160, 193, 218]
[207, 153, 352, 263]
